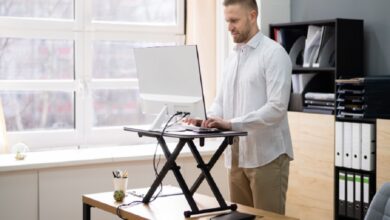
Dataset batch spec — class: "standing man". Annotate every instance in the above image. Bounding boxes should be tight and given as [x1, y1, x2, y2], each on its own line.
[189, 0, 293, 215]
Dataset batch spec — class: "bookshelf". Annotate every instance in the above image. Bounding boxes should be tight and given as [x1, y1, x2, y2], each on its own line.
[270, 18, 366, 220]
[270, 18, 364, 114]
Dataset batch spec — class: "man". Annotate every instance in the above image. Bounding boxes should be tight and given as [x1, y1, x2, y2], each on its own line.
[187, 0, 293, 215]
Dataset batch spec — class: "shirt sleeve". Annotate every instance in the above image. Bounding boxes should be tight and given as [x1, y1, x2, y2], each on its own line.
[230, 47, 292, 131]
[206, 76, 224, 119]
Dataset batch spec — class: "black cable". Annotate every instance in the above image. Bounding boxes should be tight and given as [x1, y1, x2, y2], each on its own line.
[116, 201, 142, 219]
[149, 112, 184, 202]
[116, 111, 186, 220]
[166, 112, 190, 129]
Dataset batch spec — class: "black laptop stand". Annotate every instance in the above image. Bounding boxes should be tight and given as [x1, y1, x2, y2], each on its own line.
[124, 126, 247, 217]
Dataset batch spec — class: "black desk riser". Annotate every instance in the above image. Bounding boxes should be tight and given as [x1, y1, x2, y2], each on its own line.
[124, 126, 247, 217]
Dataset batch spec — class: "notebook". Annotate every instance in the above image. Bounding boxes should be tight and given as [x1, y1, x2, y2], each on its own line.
[210, 211, 258, 220]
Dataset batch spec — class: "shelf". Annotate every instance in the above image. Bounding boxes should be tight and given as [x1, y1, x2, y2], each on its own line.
[335, 116, 376, 124]
[272, 19, 366, 220]
[270, 18, 364, 115]
[269, 19, 337, 28]
[292, 66, 336, 73]
[335, 166, 376, 175]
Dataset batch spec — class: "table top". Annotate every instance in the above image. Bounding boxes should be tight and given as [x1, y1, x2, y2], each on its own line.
[124, 125, 247, 139]
[83, 189, 298, 220]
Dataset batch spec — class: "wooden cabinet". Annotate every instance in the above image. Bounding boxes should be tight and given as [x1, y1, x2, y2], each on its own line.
[377, 119, 390, 189]
[286, 112, 334, 220]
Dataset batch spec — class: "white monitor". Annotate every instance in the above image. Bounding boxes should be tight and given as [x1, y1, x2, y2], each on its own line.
[134, 45, 207, 130]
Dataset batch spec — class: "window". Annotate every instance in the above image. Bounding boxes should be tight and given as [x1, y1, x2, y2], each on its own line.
[0, 0, 185, 150]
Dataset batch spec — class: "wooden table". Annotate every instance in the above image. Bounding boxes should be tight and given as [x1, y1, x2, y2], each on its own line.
[82, 190, 299, 220]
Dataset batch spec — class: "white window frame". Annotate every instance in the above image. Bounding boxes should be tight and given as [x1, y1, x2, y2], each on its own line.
[83, 33, 185, 147]
[0, 0, 186, 151]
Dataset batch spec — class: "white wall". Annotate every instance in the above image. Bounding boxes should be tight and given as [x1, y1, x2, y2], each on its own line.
[0, 170, 38, 220]
[258, 0, 291, 37]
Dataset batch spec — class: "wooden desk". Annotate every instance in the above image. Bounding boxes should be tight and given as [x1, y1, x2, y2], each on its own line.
[82, 190, 299, 220]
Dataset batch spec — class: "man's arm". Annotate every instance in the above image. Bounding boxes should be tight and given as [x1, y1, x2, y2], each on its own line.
[185, 72, 225, 127]
[230, 47, 292, 131]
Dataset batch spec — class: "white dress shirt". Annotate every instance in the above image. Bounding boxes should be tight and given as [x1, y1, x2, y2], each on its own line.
[208, 32, 294, 168]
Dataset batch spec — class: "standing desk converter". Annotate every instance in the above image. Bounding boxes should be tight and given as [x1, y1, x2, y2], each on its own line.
[123, 126, 247, 217]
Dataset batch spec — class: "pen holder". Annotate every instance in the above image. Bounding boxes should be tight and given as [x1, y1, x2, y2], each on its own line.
[113, 177, 128, 193]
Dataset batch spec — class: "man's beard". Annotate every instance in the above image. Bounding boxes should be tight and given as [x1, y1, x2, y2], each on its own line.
[232, 23, 251, 43]
[233, 31, 250, 43]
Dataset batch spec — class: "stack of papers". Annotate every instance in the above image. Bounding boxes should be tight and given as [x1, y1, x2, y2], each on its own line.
[303, 92, 335, 115]
[336, 77, 390, 119]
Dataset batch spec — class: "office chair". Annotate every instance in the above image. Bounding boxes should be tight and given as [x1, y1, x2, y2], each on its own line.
[365, 182, 390, 220]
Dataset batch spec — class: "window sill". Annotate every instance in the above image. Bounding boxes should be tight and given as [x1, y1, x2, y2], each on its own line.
[0, 140, 223, 172]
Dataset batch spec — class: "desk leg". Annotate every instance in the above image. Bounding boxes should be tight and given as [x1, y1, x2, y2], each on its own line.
[142, 139, 187, 203]
[157, 137, 200, 212]
[83, 203, 91, 220]
[187, 140, 228, 207]
[190, 137, 229, 194]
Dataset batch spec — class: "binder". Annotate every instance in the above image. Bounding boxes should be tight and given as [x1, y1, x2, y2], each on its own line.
[289, 36, 306, 70]
[313, 26, 335, 67]
[317, 35, 335, 67]
[354, 173, 362, 219]
[338, 171, 346, 216]
[303, 25, 322, 67]
[361, 123, 375, 171]
[363, 175, 370, 216]
[347, 172, 354, 217]
[335, 122, 344, 167]
[343, 122, 353, 168]
[352, 123, 362, 169]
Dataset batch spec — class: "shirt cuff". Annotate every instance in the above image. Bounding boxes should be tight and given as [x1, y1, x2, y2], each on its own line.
[230, 118, 244, 131]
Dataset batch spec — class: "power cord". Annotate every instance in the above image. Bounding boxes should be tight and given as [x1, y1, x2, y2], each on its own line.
[116, 111, 188, 220]
[165, 112, 190, 129]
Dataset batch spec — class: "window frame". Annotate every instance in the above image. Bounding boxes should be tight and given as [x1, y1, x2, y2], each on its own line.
[0, 0, 186, 151]
[83, 32, 185, 147]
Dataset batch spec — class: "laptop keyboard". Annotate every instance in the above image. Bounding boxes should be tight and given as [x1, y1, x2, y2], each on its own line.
[175, 124, 220, 133]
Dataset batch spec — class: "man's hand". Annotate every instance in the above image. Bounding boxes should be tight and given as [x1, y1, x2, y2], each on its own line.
[202, 117, 232, 131]
[182, 118, 202, 126]
[183, 117, 232, 130]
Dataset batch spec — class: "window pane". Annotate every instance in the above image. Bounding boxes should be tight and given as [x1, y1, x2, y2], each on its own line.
[0, 38, 74, 80]
[92, 0, 176, 24]
[92, 89, 153, 127]
[1, 91, 74, 131]
[92, 41, 175, 79]
[0, 0, 74, 19]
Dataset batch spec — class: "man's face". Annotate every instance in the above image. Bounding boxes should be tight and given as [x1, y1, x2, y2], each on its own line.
[224, 4, 254, 43]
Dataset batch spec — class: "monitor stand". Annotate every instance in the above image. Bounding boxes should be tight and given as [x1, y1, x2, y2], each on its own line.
[149, 105, 169, 131]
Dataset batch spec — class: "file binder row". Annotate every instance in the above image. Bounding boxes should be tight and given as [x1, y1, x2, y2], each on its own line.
[335, 122, 375, 170]
[338, 171, 371, 219]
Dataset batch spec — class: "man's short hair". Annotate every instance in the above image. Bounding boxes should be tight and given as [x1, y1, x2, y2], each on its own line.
[223, 0, 258, 14]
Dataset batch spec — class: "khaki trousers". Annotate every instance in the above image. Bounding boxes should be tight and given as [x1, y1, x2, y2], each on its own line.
[228, 139, 290, 214]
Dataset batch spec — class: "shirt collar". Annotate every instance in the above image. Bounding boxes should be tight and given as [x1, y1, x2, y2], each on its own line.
[234, 31, 263, 51]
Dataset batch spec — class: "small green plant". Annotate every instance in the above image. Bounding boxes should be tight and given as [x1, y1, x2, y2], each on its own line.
[113, 190, 125, 202]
